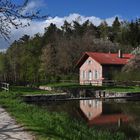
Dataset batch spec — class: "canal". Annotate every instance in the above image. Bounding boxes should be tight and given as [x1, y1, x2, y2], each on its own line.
[28, 98, 140, 139]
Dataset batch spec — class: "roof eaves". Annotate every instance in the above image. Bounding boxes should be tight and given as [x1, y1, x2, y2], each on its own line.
[75, 52, 89, 68]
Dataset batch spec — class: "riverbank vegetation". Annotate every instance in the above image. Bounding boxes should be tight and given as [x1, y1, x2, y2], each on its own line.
[0, 89, 126, 140]
[39, 82, 140, 93]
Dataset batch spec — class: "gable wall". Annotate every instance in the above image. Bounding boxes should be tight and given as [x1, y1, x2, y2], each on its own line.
[80, 57, 103, 85]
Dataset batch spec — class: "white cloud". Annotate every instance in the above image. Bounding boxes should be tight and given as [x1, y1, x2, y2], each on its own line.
[22, 0, 46, 14]
[0, 13, 122, 50]
[45, 13, 121, 27]
[0, 48, 7, 53]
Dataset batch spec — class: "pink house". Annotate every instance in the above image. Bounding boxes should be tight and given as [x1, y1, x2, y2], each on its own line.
[76, 51, 133, 85]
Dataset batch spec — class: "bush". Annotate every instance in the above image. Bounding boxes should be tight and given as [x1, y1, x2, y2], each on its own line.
[114, 70, 140, 82]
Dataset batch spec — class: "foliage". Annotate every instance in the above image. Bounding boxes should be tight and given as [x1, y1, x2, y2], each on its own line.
[123, 54, 140, 72]
[0, 17, 140, 84]
[114, 70, 140, 82]
[113, 54, 140, 81]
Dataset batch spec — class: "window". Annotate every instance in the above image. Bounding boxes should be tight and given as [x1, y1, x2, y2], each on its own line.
[88, 70, 92, 80]
[95, 70, 98, 79]
[83, 71, 86, 80]
[83, 71, 85, 79]
[88, 60, 92, 64]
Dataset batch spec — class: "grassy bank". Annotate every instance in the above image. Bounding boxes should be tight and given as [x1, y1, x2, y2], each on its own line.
[43, 82, 140, 93]
[103, 86, 140, 93]
[10, 86, 54, 95]
[0, 89, 126, 140]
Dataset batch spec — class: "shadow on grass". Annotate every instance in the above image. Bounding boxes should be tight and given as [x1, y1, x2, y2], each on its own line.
[0, 122, 31, 140]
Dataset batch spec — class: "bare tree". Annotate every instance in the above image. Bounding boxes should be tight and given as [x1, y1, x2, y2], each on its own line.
[123, 54, 140, 72]
[0, 0, 46, 40]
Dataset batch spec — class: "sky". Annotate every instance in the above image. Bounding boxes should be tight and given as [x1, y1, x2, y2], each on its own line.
[0, 0, 140, 51]
[45, 0, 140, 19]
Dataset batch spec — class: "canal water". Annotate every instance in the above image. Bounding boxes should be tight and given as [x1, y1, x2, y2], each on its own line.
[31, 99, 140, 139]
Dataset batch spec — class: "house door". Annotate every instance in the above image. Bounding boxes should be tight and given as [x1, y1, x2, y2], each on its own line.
[88, 70, 92, 81]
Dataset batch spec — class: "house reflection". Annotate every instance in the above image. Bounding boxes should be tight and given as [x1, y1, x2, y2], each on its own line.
[80, 100, 102, 121]
[80, 100, 130, 126]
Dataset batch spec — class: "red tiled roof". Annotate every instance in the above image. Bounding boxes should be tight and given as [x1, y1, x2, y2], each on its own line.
[76, 52, 134, 67]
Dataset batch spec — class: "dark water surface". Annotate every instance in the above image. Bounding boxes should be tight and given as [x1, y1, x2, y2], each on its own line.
[30, 99, 140, 138]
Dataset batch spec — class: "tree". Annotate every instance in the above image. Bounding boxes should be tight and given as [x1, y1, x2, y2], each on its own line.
[6, 41, 23, 83]
[128, 20, 140, 47]
[41, 44, 58, 81]
[61, 20, 73, 37]
[112, 17, 121, 32]
[0, 53, 8, 81]
[43, 23, 62, 45]
[98, 21, 109, 40]
[109, 17, 121, 42]
[0, 0, 46, 40]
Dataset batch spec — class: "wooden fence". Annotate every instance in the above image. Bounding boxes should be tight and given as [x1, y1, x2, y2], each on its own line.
[81, 80, 140, 86]
[1, 82, 10, 91]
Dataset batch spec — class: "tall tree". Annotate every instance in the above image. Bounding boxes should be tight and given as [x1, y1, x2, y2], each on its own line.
[43, 23, 62, 45]
[61, 20, 73, 37]
[109, 17, 121, 42]
[41, 44, 58, 81]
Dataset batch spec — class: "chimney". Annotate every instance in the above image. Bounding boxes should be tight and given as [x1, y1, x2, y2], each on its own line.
[118, 50, 123, 58]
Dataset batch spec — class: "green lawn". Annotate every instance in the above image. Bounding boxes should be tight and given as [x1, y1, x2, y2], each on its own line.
[42, 82, 93, 88]
[0, 89, 126, 140]
[44, 82, 79, 87]
[10, 86, 54, 95]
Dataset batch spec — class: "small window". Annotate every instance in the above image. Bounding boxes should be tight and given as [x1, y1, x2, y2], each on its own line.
[88, 60, 92, 64]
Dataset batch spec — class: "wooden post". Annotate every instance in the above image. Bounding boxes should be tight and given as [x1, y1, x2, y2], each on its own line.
[118, 118, 122, 127]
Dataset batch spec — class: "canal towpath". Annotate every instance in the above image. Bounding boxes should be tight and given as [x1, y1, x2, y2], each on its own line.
[0, 107, 34, 140]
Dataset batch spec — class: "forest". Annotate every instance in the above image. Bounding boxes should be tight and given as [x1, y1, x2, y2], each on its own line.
[0, 17, 140, 85]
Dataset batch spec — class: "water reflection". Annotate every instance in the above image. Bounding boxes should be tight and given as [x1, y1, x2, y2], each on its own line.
[27, 98, 140, 138]
[80, 100, 102, 121]
[80, 100, 130, 126]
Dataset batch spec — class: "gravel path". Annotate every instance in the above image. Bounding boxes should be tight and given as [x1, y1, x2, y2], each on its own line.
[0, 107, 34, 140]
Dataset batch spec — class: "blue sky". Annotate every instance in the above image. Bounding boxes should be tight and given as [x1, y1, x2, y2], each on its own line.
[45, 0, 139, 20]
[15, 0, 140, 20]
[0, 0, 140, 50]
